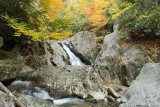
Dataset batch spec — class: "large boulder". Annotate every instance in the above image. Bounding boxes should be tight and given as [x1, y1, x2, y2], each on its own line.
[122, 46, 148, 85]
[95, 26, 148, 86]
[44, 40, 69, 67]
[95, 27, 121, 66]
[0, 91, 56, 107]
[120, 63, 160, 107]
[31, 65, 104, 98]
[0, 58, 34, 82]
[0, 37, 3, 48]
[69, 31, 99, 64]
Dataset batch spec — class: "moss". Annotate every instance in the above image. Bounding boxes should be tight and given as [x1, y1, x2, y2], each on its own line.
[0, 50, 16, 60]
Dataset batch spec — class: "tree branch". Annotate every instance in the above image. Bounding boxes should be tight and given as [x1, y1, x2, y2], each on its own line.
[0, 82, 26, 107]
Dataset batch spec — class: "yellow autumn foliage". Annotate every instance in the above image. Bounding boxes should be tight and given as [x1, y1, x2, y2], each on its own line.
[64, 0, 115, 31]
[2, 15, 72, 41]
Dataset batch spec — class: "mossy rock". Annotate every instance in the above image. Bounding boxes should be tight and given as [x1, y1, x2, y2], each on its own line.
[0, 50, 16, 60]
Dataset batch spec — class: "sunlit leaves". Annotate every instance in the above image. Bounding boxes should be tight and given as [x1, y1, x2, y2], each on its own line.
[64, 0, 112, 32]
[2, 15, 72, 41]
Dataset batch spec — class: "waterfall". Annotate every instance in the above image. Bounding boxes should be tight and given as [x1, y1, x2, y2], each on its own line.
[62, 43, 84, 66]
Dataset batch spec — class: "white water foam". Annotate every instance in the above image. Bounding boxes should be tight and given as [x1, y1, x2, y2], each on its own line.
[54, 98, 84, 105]
[10, 80, 30, 86]
[33, 87, 53, 100]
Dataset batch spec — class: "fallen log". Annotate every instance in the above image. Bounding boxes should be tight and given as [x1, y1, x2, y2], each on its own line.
[0, 82, 26, 107]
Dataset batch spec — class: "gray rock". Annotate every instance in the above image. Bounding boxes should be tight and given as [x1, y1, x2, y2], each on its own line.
[120, 63, 160, 107]
[122, 46, 148, 85]
[95, 29, 120, 66]
[0, 91, 56, 107]
[0, 57, 33, 82]
[94, 29, 122, 85]
[95, 26, 148, 85]
[0, 37, 3, 48]
[69, 31, 99, 64]
[31, 65, 104, 98]
[0, 59, 23, 82]
[89, 91, 105, 101]
[44, 40, 69, 67]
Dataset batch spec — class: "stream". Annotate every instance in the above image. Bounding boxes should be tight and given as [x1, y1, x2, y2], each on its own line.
[7, 79, 103, 107]
[6, 43, 104, 107]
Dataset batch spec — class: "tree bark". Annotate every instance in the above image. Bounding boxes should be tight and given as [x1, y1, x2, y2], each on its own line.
[0, 82, 26, 107]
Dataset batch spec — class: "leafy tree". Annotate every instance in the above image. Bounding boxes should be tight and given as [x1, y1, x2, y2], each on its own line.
[115, 0, 160, 37]
[0, 0, 73, 42]
[64, 0, 112, 32]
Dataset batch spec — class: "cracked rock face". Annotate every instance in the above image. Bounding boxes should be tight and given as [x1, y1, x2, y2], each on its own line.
[94, 27, 148, 86]
[120, 63, 160, 107]
[31, 65, 104, 98]
[44, 40, 70, 67]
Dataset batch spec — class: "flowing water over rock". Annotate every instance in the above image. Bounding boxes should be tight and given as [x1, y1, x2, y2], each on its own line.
[62, 43, 84, 66]
[8, 80, 103, 106]
[8, 80, 54, 100]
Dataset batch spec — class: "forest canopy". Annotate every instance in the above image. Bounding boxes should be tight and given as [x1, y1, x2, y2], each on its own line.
[0, 0, 159, 42]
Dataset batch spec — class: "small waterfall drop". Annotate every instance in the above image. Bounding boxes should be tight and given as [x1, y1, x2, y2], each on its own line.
[62, 43, 84, 66]
[9, 80, 54, 100]
[8, 80, 86, 106]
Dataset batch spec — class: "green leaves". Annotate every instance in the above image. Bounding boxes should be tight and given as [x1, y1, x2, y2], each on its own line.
[2, 15, 72, 41]
[117, 0, 160, 36]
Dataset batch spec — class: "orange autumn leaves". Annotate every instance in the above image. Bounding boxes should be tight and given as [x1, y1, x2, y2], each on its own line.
[39, 0, 64, 20]
[64, 0, 111, 31]
[31, 0, 64, 21]
[82, 0, 110, 28]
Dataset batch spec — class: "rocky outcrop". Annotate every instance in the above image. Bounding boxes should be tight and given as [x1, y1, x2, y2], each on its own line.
[122, 46, 148, 85]
[95, 27, 121, 66]
[69, 31, 99, 64]
[44, 40, 69, 67]
[0, 37, 3, 48]
[95, 26, 148, 86]
[0, 91, 56, 107]
[0, 58, 34, 82]
[44, 31, 99, 66]
[120, 63, 160, 107]
[31, 65, 104, 98]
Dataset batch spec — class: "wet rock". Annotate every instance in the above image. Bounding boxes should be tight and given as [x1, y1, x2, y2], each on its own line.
[16, 94, 56, 107]
[73, 104, 103, 107]
[44, 40, 69, 67]
[69, 31, 99, 64]
[0, 37, 3, 48]
[0, 91, 56, 107]
[120, 63, 160, 107]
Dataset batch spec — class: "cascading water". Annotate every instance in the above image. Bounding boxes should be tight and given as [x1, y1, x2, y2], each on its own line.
[62, 43, 84, 66]
[8, 80, 85, 106]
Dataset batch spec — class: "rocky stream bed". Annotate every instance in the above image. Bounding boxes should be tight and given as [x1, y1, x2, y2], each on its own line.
[0, 26, 160, 107]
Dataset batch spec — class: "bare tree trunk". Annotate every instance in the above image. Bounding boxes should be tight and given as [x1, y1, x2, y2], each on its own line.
[0, 82, 26, 107]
